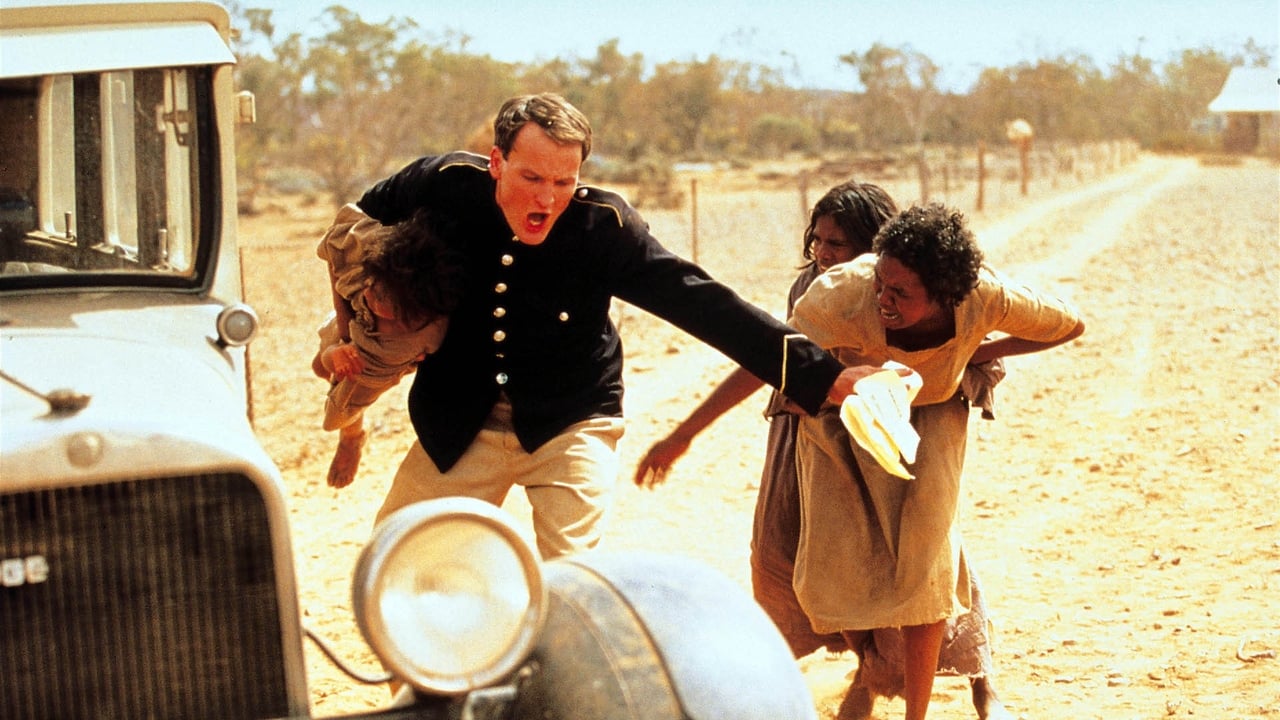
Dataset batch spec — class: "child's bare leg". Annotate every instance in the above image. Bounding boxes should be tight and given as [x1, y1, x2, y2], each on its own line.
[328, 416, 367, 488]
[902, 619, 945, 720]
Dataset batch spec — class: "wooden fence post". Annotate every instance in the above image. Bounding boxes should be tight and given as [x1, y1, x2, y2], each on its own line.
[976, 140, 986, 212]
[690, 177, 699, 264]
[798, 170, 810, 224]
[917, 149, 931, 204]
[1018, 138, 1030, 196]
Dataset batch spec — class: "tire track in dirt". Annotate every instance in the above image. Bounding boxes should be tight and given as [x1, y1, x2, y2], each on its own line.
[957, 158, 1279, 720]
[975, 156, 1195, 421]
[973, 156, 1189, 260]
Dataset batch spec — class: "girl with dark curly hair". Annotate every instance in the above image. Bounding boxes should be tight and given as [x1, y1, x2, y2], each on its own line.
[788, 202, 1085, 720]
[634, 187, 1018, 719]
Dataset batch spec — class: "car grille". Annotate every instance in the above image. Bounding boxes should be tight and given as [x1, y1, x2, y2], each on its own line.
[1, 473, 291, 719]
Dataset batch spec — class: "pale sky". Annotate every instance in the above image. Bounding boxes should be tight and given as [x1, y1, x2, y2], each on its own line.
[244, 0, 1279, 92]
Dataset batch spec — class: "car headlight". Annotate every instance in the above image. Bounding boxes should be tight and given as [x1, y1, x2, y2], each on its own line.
[352, 497, 545, 695]
[215, 302, 259, 347]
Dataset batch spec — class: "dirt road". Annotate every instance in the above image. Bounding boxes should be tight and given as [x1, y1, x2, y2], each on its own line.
[240, 154, 1279, 719]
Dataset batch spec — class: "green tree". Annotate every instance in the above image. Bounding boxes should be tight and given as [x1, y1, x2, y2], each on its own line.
[966, 66, 1019, 142]
[226, 4, 1277, 204]
[1103, 52, 1164, 146]
[841, 43, 941, 199]
[232, 5, 519, 207]
[1238, 38, 1275, 67]
[290, 7, 432, 204]
[554, 40, 650, 160]
[746, 114, 817, 156]
[719, 61, 812, 157]
[645, 58, 726, 156]
[389, 40, 520, 156]
[964, 54, 1108, 147]
[1017, 55, 1103, 143]
[1158, 48, 1233, 150]
[227, 5, 299, 212]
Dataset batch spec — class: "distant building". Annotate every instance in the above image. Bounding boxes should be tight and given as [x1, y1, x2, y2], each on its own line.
[1207, 67, 1280, 154]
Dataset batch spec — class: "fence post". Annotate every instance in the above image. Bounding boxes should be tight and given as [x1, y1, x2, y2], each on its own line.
[798, 170, 810, 224]
[1018, 138, 1031, 196]
[690, 177, 699, 264]
[976, 140, 986, 212]
[917, 149, 931, 204]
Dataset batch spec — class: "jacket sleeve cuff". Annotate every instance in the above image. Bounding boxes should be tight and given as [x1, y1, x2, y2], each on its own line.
[780, 333, 843, 416]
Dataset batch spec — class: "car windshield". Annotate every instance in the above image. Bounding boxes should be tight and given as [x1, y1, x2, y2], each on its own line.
[0, 66, 214, 290]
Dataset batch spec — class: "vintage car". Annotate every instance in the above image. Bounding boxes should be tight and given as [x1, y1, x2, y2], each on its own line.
[0, 2, 817, 719]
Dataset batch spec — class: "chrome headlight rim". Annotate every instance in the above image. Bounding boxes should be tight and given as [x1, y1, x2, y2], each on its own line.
[215, 302, 258, 347]
[352, 497, 545, 695]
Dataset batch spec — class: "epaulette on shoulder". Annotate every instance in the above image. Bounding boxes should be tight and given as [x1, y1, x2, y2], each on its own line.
[438, 151, 489, 175]
[571, 184, 626, 227]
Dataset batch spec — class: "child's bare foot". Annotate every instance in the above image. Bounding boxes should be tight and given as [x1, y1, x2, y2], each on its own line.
[835, 683, 875, 720]
[971, 677, 1014, 720]
[327, 429, 367, 488]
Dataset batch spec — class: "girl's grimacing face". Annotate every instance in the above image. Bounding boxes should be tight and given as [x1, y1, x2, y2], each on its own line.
[811, 215, 860, 271]
[872, 254, 945, 330]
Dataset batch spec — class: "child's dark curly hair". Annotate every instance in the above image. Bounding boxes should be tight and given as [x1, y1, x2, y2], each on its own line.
[871, 203, 983, 308]
[361, 209, 465, 327]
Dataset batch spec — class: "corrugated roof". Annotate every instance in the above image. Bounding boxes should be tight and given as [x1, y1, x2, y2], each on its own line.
[1207, 67, 1280, 113]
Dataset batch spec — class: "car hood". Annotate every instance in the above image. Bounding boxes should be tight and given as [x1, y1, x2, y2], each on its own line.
[0, 294, 267, 480]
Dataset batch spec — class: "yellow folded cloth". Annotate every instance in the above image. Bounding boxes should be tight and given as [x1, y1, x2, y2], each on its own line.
[839, 361, 923, 480]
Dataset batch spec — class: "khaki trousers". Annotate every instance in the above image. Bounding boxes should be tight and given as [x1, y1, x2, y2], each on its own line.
[376, 398, 625, 559]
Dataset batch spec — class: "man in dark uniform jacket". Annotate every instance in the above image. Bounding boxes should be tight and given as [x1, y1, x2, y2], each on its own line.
[359, 92, 862, 558]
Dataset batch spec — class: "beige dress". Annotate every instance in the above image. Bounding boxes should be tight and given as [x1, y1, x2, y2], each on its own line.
[316, 204, 448, 431]
[788, 254, 1079, 633]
